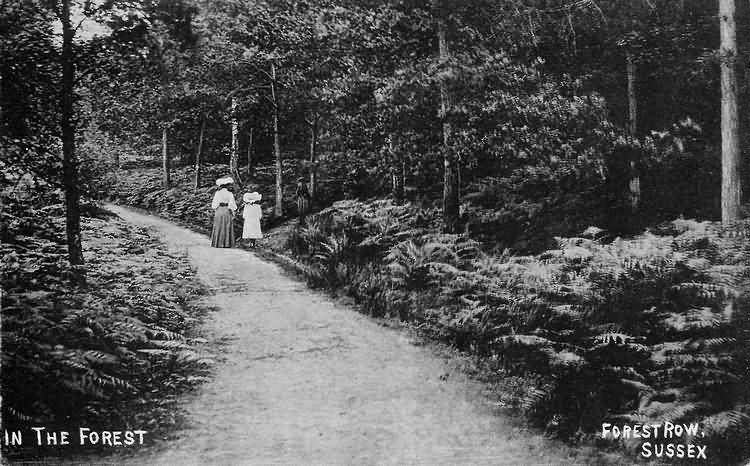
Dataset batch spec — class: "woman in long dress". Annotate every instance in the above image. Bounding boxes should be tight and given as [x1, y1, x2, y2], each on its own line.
[211, 177, 237, 248]
[241, 192, 263, 248]
[295, 178, 311, 225]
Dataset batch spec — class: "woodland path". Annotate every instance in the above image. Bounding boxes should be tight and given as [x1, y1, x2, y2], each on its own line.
[105, 205, 614, 466]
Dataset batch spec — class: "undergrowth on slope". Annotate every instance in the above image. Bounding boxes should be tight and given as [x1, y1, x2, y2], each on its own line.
[282, 199, 750, 465]
[1, 191, 213, 458]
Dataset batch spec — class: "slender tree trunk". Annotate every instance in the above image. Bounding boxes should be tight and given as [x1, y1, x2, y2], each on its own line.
[438, 20, 459, 233]
[246, 127, 254, 178]
[309, 115, 318, 202]
[457, 152, 462, 200]
[230, 96, 242, 185]
[389, 137, 404, 204]
[401, 156, 406, 202]
[626, 51, 640, 209]
[720, 0, 741, 224]
[271, 61, 283, 217]
[162, 127, 170, 187]
[626, 52, 637, 138]
[60, 0, 84, 269]
[194, 116, 205, 191]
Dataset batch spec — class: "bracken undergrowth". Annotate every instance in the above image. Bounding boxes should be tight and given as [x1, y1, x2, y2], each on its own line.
[1, 190, 213, 458]
[282, 199, 750, 465]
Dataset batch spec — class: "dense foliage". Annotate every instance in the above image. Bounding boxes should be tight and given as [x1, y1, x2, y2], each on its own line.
[1, 190, 212, 457]
[71, 0, 745, 246]
[5, 0, 749, 245]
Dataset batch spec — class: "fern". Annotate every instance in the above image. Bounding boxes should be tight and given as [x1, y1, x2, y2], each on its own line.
[700, 410, 750, 437]
[146, 327, 186, 341]
[495, 334, 554, 348]
[149, 340, 193, 350]
[641, 401, 709, 423]
[80, 350, 119, 366]
[619, 378, 652, 393]
[593, 333, 637, 345]
[542, 349, 586, 368]
[522, 385, 553, 412]
[661, 307, 723, 332]
[5, 406, 33, 422]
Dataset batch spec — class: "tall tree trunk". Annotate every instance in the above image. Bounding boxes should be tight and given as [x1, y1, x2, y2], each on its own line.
[389, 137, 404, 204]
[60, 0, 84, 269]
[626, 51, 637, 138]
[400, 156, 406, 202]
[246, 127, 254, 178]
[230, 96, 242, 185]
[626, 51, 640, 209]
[271, 61, 283, 217]
[162, 127, 170, 187]
[194, 116, 205, 191]
[457, 152, 462, 201]
[438, 20, 459, 233]
[720, 0, 741, 224]
[309, 115, 318, 202]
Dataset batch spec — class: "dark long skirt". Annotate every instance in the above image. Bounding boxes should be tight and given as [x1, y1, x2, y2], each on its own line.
[297, 196, 310, 223]
[211, 206, 235, 248]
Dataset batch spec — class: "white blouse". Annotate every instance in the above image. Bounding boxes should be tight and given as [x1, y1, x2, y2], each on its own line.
[211, 188, 237, 211]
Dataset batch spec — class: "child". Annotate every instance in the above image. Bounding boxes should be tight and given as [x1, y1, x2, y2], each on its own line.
[241, 192, 263, 248]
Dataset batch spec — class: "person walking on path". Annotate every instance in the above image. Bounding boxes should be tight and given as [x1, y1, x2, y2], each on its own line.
[295, 177, 311, 225]
[211, 176, 237, 248]
[241, 192, 263, 248]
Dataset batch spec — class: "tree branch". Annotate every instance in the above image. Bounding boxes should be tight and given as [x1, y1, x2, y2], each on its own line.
[263, 95, 277, 107]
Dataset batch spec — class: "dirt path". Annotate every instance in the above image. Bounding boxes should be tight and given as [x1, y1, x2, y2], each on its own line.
[106, 205, 615, 466]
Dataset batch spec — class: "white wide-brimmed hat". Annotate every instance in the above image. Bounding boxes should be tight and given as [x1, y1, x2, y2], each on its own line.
[243, 192, 262, 203]
[215, 176, 234, 186]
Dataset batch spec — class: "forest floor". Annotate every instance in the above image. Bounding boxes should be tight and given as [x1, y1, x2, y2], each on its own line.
[87, 205, 626, 466]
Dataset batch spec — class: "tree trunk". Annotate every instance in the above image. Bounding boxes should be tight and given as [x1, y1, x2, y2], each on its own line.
[309, 115, 318, 202]
[61, 0, 84, 270]
[162, 127, 170, 187]
[400, 156, 406, 202]
[389, 137, 404, 204]
[271, 61, 283, 217]
[720, 0, 741, 224]
[246, 127, 254, 178]
[626, 51, 640, 209]
[438, 20, 459, 233]
[194, 116, 205, 190]
[626, 51, 637, 138]
[230, 97, 242, 185]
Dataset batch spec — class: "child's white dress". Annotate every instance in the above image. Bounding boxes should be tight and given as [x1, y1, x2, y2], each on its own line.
[242, 203, 263, 239]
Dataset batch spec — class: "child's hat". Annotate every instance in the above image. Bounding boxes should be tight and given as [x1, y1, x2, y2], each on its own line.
[243, 192, 262, 203]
